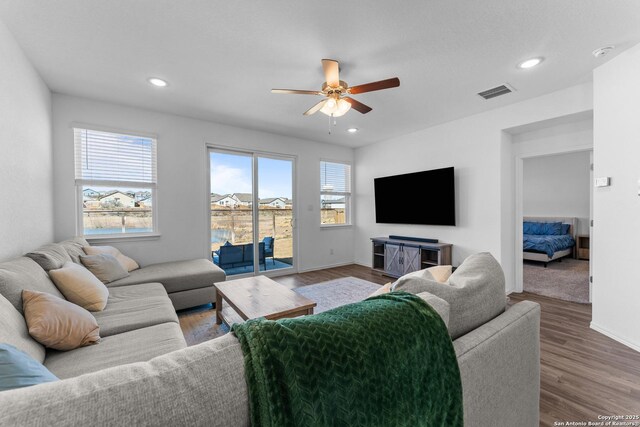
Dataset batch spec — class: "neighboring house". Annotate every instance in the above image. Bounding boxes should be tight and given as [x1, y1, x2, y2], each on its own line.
[284, 198, 293, 208]
[322, 197, 345, 209]
[259, 197, 286, 208]
[134, 190, 152, 201]
[83, 188, 100, 200]
[212, 194, 239, 208]
[232, 193, 253, 206]
[83, 200, 101, 209]
[138, 196, 152, 207]
[99, 191, 136, 208]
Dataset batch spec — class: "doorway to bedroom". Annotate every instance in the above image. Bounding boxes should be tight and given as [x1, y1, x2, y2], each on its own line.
[521, 150, 592, 304]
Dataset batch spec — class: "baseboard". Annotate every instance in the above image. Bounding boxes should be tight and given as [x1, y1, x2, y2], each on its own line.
[590, 322, 640, 353]
[297, 261, 356, 273]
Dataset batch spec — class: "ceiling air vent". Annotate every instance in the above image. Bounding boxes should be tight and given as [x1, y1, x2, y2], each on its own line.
[477, 84, 515, 100]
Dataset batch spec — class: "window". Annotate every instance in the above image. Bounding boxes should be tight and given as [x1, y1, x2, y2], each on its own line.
[74, 127, 157, 237]
[320, 160, 351, 226]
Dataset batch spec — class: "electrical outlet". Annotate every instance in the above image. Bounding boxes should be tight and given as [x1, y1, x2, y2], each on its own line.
[595, 177, 610, 187]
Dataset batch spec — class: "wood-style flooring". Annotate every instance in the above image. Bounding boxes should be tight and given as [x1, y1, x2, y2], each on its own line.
[178, 264, 640, 426]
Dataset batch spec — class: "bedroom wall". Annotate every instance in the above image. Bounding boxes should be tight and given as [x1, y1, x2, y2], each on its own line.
[51, 94, 354, 271]
[523, 151, 591, 235]
[591, 42, 640, 351]
[0, 20, 53, 260]
[354, 83, 593, 293]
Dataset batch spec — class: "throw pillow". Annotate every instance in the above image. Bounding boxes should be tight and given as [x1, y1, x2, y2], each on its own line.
[22, 290, 101, 351]
[392, 265, 453, 291]
[83, 245, 139, 272]
[0, 343, 58, 392]
[59, 237, 90, 264]
[80, 254, 130, 284]
[25, 243, 72, 271]
[49, 262, 109, 311]
[367, 282, 392, 298]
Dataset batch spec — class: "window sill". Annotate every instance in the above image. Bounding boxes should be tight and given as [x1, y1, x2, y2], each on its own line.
[84, 233, 161, 243]
[320, 224, 352, 229]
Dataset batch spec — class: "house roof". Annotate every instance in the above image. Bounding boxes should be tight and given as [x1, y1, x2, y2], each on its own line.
[99, 190, 133, 200]
[233, 193, 253, 203]
[212, 194, 234, 202]
[259, 197, 285, 204]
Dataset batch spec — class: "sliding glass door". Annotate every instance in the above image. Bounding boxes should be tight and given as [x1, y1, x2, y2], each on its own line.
[209, 148, 295, 277]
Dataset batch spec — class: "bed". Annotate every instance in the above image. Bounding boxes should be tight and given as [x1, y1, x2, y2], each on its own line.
[523, 216, 577, 267]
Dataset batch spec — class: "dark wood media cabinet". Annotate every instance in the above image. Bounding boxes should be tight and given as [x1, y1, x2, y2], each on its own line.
[371, 237, 452, 278]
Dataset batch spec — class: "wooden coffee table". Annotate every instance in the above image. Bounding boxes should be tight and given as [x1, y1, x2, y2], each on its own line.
[214, 275, 316, 326]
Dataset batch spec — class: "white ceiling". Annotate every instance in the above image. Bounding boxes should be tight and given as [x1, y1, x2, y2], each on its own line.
[2, 1, 639, 147]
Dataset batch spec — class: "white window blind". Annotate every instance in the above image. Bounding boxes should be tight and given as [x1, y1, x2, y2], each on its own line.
[320, 161, 351, 194]
[74, 128, 157, 188]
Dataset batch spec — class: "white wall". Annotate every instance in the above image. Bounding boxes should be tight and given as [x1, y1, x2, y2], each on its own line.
[0, 20, 53, 260]
[523, 151, 591, 235]
[591, 42, 640, 351]
[354, 83, 593, 292]
[52, 95, 354, 271]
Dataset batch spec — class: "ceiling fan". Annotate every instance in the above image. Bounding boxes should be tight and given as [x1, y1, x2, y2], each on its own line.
[271, 59, 400, 117]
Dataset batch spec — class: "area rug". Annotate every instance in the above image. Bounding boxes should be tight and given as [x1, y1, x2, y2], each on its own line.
[523, 259, 590, 304]
[293, 277, 382, 313]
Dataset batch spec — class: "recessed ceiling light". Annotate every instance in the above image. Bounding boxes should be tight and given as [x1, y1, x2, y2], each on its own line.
[347, 128, 359, 133]
[517, 57, 543, 69]
[148, 77, 168, 87]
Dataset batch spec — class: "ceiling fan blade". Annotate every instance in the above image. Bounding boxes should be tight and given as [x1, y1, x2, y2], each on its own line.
[348, 77, 400, 95]
[271, 89, 323, 95]
[303, 99, 328, 116]
[344, 97, 372, 114]
[322, 59, 340, 87]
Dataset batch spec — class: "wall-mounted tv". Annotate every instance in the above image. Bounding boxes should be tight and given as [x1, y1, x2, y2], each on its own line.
[374, 167, 455, 226]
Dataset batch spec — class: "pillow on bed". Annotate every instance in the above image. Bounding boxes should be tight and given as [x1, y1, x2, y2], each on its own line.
[562, 223, 571, 235]
[523, 221, 563, 236]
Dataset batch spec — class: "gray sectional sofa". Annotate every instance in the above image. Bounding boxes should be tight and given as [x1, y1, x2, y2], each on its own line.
[0, 249, 540, 426]
[0, 237, 224, 379]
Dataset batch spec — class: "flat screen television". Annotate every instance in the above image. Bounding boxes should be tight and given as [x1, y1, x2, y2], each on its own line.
[374, 167, 455, 225]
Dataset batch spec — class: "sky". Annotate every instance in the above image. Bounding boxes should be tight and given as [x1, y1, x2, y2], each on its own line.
[210, 152, 292, 199]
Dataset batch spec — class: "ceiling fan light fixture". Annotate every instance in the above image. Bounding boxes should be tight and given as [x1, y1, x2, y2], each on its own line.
[320, 97, 351, 117]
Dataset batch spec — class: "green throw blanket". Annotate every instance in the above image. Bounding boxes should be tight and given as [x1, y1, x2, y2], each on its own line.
[232, 291, 463, 427]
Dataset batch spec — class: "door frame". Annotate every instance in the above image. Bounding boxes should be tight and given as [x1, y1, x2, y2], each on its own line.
[205, 143, 298, 278]
[513, 144, 593, 296]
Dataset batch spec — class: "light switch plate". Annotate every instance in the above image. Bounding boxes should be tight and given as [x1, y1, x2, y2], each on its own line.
[595, 177, 610, 187]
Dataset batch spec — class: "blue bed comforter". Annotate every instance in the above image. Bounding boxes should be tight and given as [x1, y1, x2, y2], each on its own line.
[523, 234, 575, 258]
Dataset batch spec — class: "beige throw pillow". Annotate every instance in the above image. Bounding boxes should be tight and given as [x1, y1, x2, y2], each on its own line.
[49, 262, 109, 311]
[80, 254, 129, 284]
[425, 265, 453, 283]
[83, 245, 139, 272]
[22, 290, 101, 351]
[367, 282, 392, 298]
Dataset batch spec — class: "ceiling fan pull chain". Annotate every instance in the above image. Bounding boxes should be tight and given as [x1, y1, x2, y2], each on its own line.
[328, 114, 332, 134]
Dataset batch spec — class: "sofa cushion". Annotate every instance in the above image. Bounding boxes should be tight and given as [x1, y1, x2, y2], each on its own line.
[106, 282, 169, 304]
[23, 290, 101, 351]
[393, 252, 506, 339]
[80, 254, 129, 283]
[0, 344, 58, 392]
[0, 257, 65, 314]
[83, 245, 139, 272]
[44, 322, 187, 379]
[0, 293, 45, 363]
[49, 262, 109, 311]
[94, 296, 179, 337]
[25, 243, 72, 272]
[107, 259, 225, 293]
[59, 237, 90, 264]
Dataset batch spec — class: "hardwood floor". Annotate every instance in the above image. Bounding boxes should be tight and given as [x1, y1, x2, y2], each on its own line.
[178, 264, 640, 425]
[510, 291, 640, 425]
